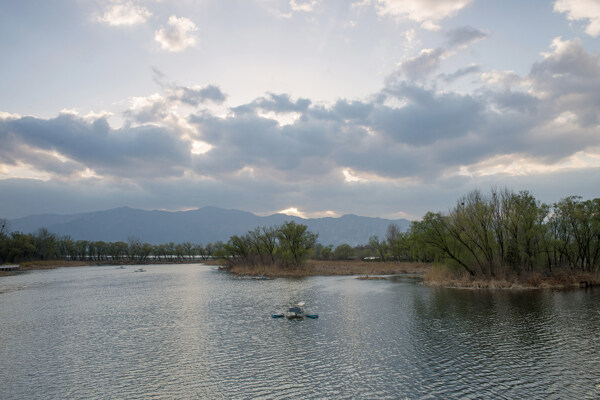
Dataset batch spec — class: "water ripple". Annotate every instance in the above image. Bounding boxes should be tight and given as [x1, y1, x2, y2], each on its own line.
[1, 266, 599, 399]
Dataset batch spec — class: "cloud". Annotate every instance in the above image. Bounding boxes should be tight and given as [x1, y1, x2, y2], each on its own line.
[155, 15, 198, 52]
[439, 64, 481, 82]
[554, 0, 600, 37]
[480, 70, 524, 88]
[149, 68, 227, 107]
[5, 38, 600, 189]
[394, 26, 486, 81]
[488, 90, 539, 113]
[373, 0, 474, 30]
[125, 84, 226, 124]
[289, 0, 318, 12]
[445, 26, 488, 48]
[3, 37, 600, 220]
[97, 2, 152, 26]
[531, 37, 600, 126]
[232, 93, 311, 115]
[375, 82, 484, 146]
[169, 85, 227, 106]
[397, 48, 447, 80]
[126, 93, 169, 124]
[1, 114, 190, 180]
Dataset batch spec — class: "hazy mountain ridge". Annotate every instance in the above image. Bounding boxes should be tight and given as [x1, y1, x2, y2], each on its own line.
[8, 206, 410, 246]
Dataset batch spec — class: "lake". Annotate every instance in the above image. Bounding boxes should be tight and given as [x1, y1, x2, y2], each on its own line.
[1, 264, 599, 399]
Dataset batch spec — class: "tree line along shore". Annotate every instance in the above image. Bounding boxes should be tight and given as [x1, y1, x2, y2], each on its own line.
[1, 188, 599, 289]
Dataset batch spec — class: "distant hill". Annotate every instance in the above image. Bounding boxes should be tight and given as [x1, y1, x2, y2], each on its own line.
[8, 206, 410, 246]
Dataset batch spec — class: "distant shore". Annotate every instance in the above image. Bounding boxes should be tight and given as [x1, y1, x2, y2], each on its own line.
[0, 259, 206, 276]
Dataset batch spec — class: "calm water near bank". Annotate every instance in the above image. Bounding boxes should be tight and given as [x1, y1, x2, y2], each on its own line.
[1, 264, 599, 399]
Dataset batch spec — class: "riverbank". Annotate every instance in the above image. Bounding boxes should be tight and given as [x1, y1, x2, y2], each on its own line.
[220, 260, 599, 289]
[219, 260, 432, 278]
[5, 259, 598, 290]
[423, 265, 600, 289]
[3, 259, 429, 279]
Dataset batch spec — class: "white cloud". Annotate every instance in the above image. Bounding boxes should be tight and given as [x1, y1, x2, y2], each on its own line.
[480, 70, 526, 87]
[554, 0, 600, 37]
[0, 111, 22, 121]
[191, 140, 213, 155]
[289, 0, 318, 12]
[98, 2, 152, 26]
[456, 150, 600, 178]
[404, 28, 418, 48]
[276, 207, 340, 218]
[154, 15, 198, 52]
[374, 0, 473, 30]
[127, 93, 168, 123]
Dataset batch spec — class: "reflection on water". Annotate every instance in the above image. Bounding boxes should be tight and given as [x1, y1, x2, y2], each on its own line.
[1, 265, 599, 399]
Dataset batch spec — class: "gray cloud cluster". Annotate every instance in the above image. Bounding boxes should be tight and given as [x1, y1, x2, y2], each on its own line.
[445, 26, 488, 47]
[172, 85, 227, 106]
[439, 64, 482, 82]
[531, 38, 600, 127]
[232, 93, 311, 115]
[399, 48, 447, 80]
[1, 36, 600, 219]
[1, 114, 190, 180]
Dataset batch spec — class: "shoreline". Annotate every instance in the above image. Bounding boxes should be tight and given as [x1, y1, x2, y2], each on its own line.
[3, 260, 598, 290]
[220, 260, 432, 278]
[222, 261, 599, 290]
[423, 267, 600, 290]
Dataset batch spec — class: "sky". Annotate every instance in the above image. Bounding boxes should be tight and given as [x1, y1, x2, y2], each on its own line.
[1, 0, 600, 220]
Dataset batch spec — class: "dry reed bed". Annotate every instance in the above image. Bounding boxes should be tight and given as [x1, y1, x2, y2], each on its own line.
[224, 260, 432, 277]
[424, 266, 600, 289]
[310, 260, 431, 275]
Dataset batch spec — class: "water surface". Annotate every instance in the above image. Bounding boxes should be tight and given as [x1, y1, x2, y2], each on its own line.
[1, 264, 599, 399]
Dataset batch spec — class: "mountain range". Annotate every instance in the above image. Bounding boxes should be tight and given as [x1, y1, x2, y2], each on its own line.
[7, 206, 410, 247]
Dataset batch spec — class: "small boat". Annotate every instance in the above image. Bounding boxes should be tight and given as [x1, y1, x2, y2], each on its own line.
[134, 268, 146, 272]
[251, 275, 270, 280]
[273, 302, 319, 319]
[285, 302, 306, 319]
[285, 306, 303, 319]
[116, 266, 126, 269]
